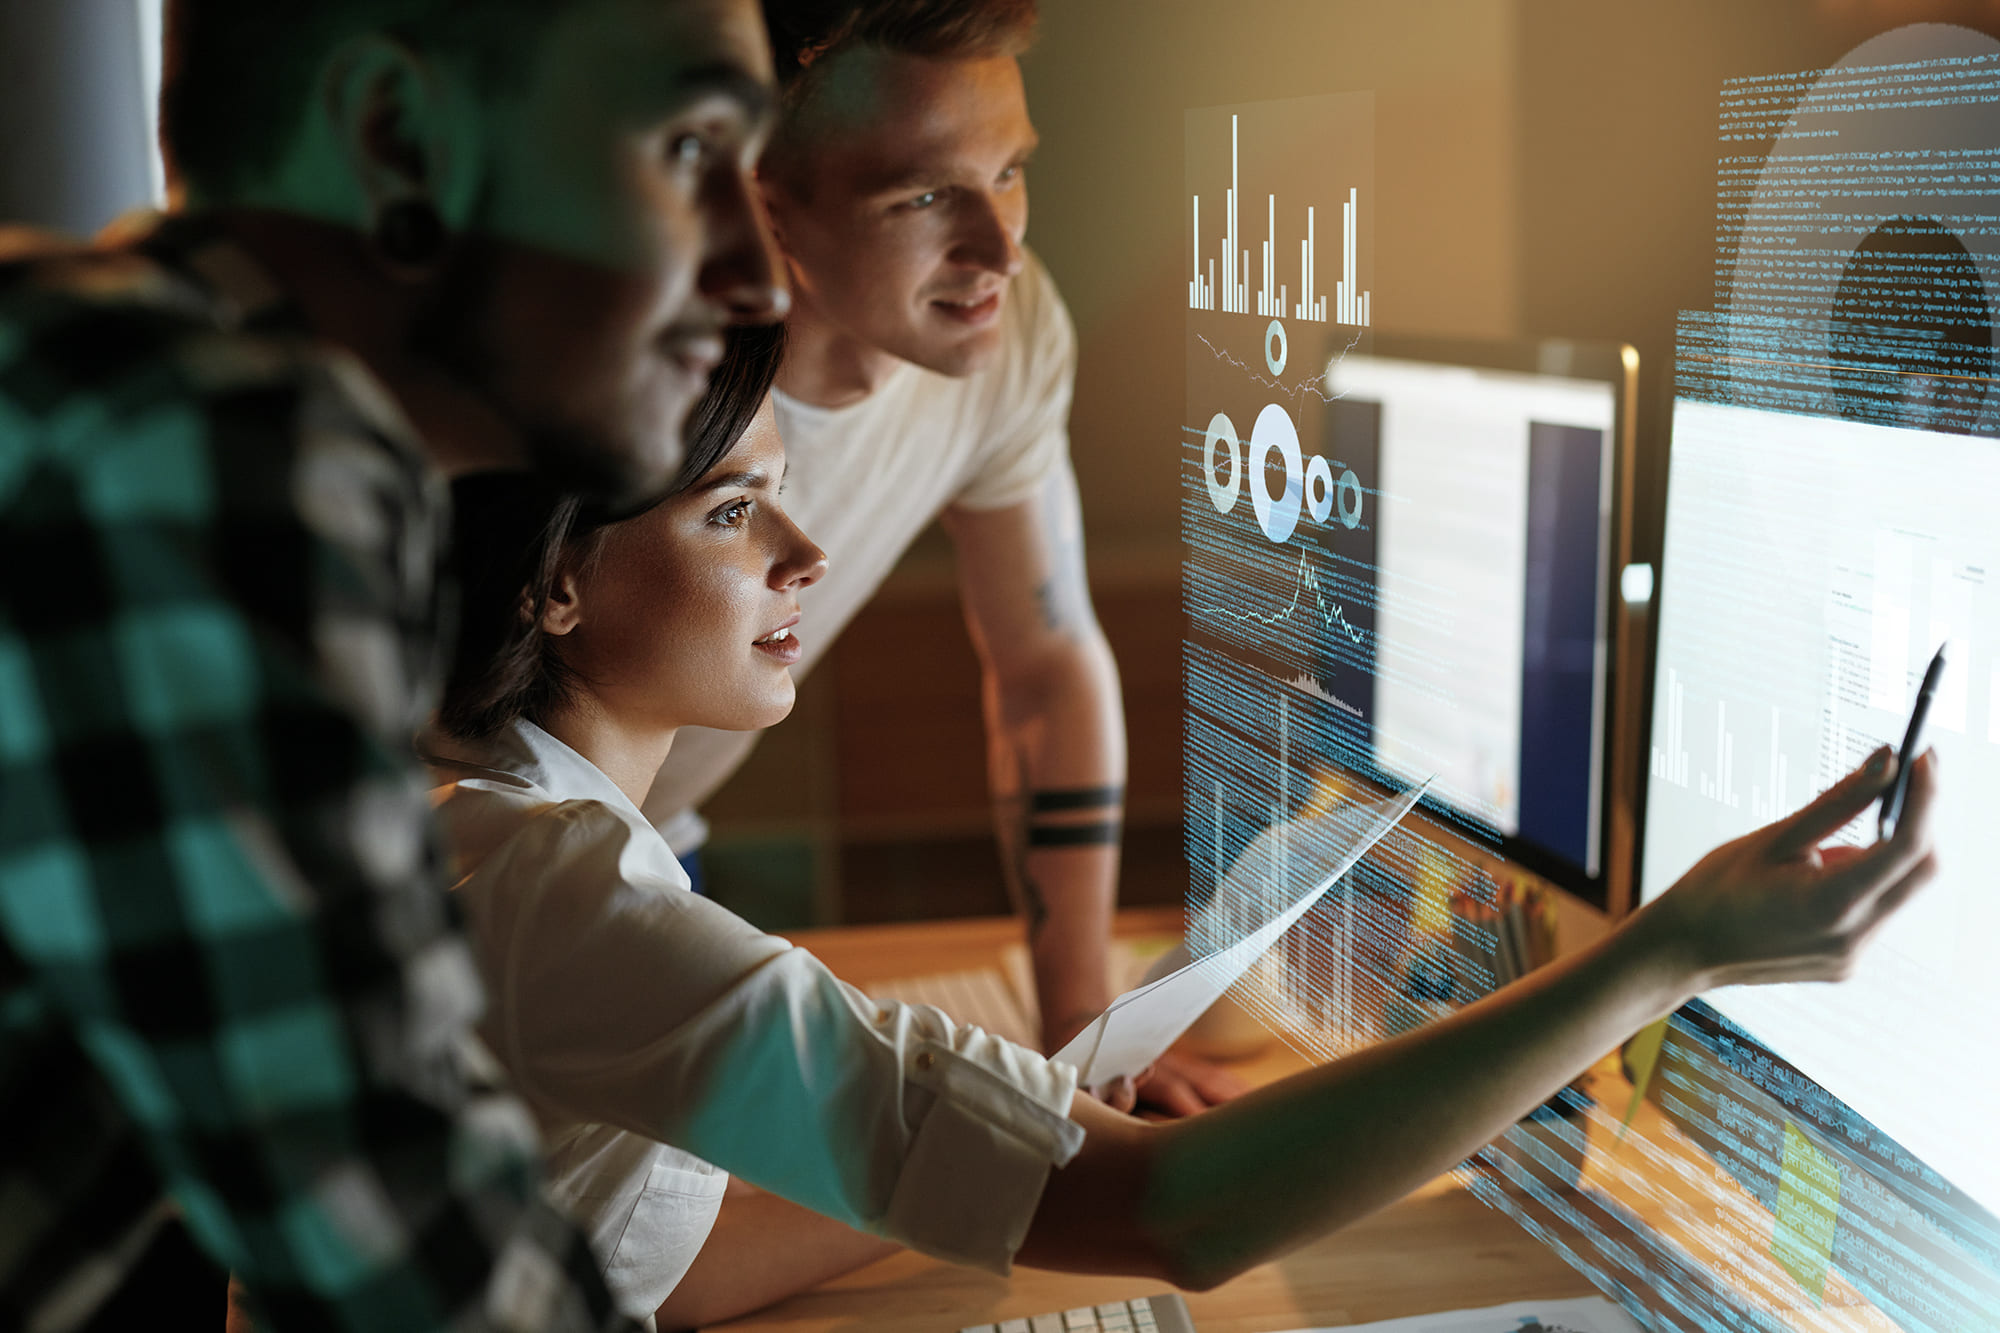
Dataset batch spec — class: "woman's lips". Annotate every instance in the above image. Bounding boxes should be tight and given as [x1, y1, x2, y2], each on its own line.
[753, 623, 803, 665]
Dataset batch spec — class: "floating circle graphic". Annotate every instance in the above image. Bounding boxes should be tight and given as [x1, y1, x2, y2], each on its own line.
[1249, 403, 1304, 544]
[1337, 469, 1364, 530]
[1204, 412, 1241, 514]
[1264, 319, 1288, 376]
[1306, 455, 1334, 524]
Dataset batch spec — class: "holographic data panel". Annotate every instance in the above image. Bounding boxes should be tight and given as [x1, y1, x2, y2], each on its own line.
[1183, 91, 1418, 1057]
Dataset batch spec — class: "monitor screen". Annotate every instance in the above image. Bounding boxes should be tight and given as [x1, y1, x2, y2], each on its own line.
[1326, 353, 1618, 888]
[1641, 395, 2000, 1229]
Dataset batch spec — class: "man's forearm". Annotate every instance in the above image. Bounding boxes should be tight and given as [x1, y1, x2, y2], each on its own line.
[1019, 839, 1118, 1046]
[988, 647, 1126, 1050]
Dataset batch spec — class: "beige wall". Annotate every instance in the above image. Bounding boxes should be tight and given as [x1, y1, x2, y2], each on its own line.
[1022, 0, 1525, 555]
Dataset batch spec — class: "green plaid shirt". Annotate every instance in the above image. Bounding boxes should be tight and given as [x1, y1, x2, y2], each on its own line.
[0, 218, 633, 1332]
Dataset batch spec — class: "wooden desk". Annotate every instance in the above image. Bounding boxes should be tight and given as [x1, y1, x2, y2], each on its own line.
[706, 910, 1598, 1332]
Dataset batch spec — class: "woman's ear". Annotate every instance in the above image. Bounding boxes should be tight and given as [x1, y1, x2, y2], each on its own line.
[534, 570, 585, 637]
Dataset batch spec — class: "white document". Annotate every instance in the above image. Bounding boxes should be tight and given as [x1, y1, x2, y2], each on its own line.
[1277, 1295, 1643, 1333]
[1053, 777, 1431, 1085]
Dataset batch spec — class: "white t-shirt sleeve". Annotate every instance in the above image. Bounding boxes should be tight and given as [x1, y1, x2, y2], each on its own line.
[950, 253, 1079, 512]
[473, 800, 1083, 1274]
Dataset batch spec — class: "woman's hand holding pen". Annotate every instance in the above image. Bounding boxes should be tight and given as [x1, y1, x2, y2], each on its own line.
[1635, 744, 1940, 992]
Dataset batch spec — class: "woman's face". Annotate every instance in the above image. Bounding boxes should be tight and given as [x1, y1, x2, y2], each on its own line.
[552, 399, 826, 733]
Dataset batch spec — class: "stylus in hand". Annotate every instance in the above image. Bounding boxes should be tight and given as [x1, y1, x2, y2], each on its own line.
[1880, 642, 1949, 841]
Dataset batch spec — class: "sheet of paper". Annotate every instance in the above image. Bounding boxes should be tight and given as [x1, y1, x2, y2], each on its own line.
[1053, 777, 1431, 1084]
[1277, 1295, 1644, 1333]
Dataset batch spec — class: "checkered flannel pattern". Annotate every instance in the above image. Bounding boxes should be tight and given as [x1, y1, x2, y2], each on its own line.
[0, 220, 634, 1332]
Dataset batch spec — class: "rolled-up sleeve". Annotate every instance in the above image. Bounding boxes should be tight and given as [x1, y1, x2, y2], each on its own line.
[458, 800, 1081, 1274]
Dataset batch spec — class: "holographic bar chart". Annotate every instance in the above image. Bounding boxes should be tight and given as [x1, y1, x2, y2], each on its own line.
[1188, 114, 1370, 326]
[1337, 187, 1369, 327]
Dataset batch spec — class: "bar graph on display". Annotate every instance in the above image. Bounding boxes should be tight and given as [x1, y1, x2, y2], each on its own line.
[1701, 700, 1739, 809]
[1652, 673, 1802, 820]
[1188, 114, 1371, 326]
[1651, 668, 1692, 789]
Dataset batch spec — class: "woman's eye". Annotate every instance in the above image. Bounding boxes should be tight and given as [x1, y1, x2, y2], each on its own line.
[712, 498, 753, 526]
[906, 190, 940, 211]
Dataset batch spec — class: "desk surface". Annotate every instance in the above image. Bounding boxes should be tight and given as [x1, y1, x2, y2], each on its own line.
[706, 909, 1598, 1333]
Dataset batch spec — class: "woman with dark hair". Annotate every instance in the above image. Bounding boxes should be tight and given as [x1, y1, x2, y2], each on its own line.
[438, 316, 908, 1320]
[426, 325, 1939, 1329]
[430, 324, 901, 1330]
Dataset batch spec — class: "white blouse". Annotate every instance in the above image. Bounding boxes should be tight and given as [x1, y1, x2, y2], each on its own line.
[425, 720, 1082, 1323]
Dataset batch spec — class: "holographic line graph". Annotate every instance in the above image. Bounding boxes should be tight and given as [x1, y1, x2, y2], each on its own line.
[1196, 330, 1363, 409]
[1194, 549, 1368, 645]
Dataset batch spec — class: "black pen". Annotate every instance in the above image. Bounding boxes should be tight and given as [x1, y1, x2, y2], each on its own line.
[1879, 641, 1949, 840]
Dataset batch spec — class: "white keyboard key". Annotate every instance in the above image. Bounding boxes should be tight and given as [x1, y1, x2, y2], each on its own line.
[978, 1293, 1192, 1333]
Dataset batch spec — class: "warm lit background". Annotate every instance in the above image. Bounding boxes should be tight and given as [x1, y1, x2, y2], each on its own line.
[8, 0, 1995, 930]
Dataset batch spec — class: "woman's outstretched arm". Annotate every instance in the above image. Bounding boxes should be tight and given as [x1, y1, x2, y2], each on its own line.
[1017, 748, 1939, 1288]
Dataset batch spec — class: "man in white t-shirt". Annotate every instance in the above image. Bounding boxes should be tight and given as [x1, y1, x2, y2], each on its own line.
[641, 0, 1244, 1114]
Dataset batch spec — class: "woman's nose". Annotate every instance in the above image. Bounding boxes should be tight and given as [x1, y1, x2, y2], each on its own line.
[774, 521, 828, 589]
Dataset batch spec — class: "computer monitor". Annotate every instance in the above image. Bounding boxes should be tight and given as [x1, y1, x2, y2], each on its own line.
[1318, 337, 1638, 909]
[1635, 378, 2000, 1326]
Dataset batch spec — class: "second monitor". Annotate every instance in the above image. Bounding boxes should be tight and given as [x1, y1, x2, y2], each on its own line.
[1318, 337, 1638, 909]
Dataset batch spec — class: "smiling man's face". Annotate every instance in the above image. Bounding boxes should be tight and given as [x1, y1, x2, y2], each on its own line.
[449, 0, 787, 502]
[762, 45, 1037, 378]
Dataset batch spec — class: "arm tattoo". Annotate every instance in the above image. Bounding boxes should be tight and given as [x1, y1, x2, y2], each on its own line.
[1035, 578, 1062, 631]
[1001, 788, 1052, 938]
[1030, 785, 1126, 814]
[1009, 785, 1126, 930]
[1032, 466, 1091, 638]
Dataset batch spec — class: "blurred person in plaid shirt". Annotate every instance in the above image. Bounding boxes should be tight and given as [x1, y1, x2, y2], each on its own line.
[0, 1, 786, 1329]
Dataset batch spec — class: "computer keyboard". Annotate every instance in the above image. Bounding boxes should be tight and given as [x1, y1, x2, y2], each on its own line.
[956, 1293, 1197, 1333]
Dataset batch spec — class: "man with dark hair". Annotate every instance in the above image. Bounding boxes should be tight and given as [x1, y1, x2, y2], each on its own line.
[0, 1, 784, 1328]
[641, 0, 1247, 1116]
